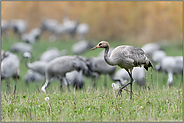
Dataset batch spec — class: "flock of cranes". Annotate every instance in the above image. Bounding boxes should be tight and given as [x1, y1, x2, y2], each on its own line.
[2, 16, 89, 42]
[1, 17, 183, 99]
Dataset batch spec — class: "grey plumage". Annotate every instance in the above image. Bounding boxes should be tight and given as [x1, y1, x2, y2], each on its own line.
[1, 20, 10, 38]
[10, 42, 32, 54]
[24, 69, 44, 84]
[39, 47, 68, 62]
[40, 18, 59, 33]
[65, 70, 85, 89]
[1, 51, 20, 92]
[152, 50, 167, 65]
[86, 57, 117, 87]
[21, 28, 42, 44]
[76, 23, 89, 40]
[115, 66, 146, 86]
[10, 19, 27, 39]
[23, 52, 48, 76]
[41, 55, 88, 93]
[156, 56, 183, 86]
[98, 47, 114, 57]
[72, 40, 94, 55]
[92, 41, 152, 99]
[141, 42, 162, 57]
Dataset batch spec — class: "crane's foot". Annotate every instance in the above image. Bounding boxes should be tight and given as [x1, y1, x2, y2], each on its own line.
[116, 89, 122, 97]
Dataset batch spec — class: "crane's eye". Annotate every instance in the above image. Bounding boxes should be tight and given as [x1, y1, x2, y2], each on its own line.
[99, 43, 102, 46]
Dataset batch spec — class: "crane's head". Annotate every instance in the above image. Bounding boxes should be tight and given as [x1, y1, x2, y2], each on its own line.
[23, 52, 31, 58]
[91, 41, 109, 50]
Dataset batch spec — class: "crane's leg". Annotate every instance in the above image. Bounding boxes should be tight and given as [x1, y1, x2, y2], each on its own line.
[93, 77, 96, 88]
[35, 83, 40, 93]
[13, 77, 17, 96]
[117, 69, 134, 99]
[41, 79, 50, 94]
[64, 78, 70, 92]
[60, 78, 64, 92]
[104, 74, 107, 88]
[93, 75, 99, 89]
[6, 78, 10, 94]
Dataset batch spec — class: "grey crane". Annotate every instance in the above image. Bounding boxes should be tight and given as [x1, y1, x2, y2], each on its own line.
[76, 23, 89, 40]
[30, 28, 42, 40]
[21, 33, 36, 44]
[24, 69, 44, 84]
[92, 41, 153, 99]
[156, 56, 183, 86]
[1, 51, 20, 93]
[39, 47, 68, 62]
[1, 20, 10, 39]
[86, 57, 117, 88]
[152, 50, 167, 64]
[49, 23, 68, 42]
[40, 18, 59, 33]
[10, 42, 32, 54]
[23, 52, 48, 76]
[173, 56, 183, 75]
[41, 55, 88, 93]
[141, 42, 162, 57]
[21, 28, 42, 44]
[24, 69, 45, 92]
[10, 19, 27, 39]
[1, 50, 7, 61]
[72, 40, 94, 55]
[62, 16, 79, 38]
[115, 66, 146, 87]
[64, 70, 85, 89]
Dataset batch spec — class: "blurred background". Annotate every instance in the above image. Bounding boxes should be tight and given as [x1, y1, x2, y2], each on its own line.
[1, 1, 183, 42]
[1, 1, 183, 93]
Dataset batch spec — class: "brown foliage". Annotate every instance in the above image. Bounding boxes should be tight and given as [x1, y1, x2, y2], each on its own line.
[1, 1, 183, 42]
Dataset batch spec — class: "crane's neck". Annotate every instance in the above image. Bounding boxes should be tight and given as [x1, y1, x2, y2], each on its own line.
[25, 57, 32, 69]
[104, 45, 115, 66]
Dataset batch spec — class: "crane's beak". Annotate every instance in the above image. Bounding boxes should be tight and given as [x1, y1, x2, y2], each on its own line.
[91, 45, 99, 50]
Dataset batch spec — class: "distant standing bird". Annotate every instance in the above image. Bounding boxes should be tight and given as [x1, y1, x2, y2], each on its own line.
[63, 16, 79, 38]
[40, 18, 59, 33]
[76, 23, 89, 40]
[152, 50, 167, 64]
[21, 28, 42, 44]
[156, 56, 183, 86]
[11, 19, 27, 39]
[41, 55, 88, 93]
[1, 51, 20, 92]
[141, 43, 162, 57]
[92, 41, 153, 99]
[1, 20, 10, 39]
[72, 40, 94, 55]
[10, 42, 32, 54]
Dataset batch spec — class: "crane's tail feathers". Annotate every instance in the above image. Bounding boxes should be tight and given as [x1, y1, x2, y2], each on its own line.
[144, 61, 153, 71]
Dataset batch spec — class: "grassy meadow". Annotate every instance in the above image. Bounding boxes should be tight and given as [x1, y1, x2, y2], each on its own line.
[1, 36, 183, 122]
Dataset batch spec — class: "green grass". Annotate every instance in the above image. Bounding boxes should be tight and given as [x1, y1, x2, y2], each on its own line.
[1, 87, 183, 122]
[1, 36, 183, 122]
